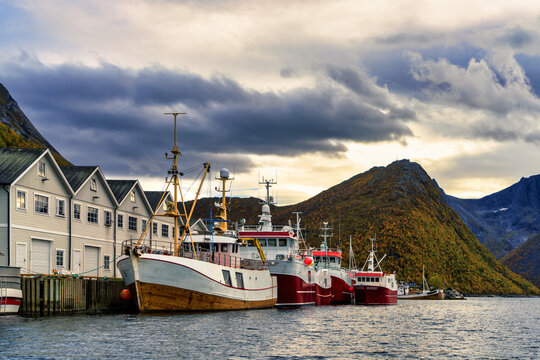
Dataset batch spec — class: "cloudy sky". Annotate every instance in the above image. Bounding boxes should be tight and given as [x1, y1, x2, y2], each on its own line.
[3, 0, 540, 204]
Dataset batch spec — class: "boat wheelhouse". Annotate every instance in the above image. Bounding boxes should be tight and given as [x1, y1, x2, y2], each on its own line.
[118, 113, 276, 312]
[353, 238, 397, 305]
[238, 179, 331, 306]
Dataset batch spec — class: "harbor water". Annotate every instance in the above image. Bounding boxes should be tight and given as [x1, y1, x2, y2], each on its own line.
[1, 297, 538, 359]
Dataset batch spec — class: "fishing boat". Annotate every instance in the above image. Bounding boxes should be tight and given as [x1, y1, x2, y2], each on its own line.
[312, 224, 354, 305]
[352, 238, 397, 305]
[238, 179, 331, 306]
[0, 266, 22, 315]
[117, 113, 277, 312]
[397, 266, 444, 300]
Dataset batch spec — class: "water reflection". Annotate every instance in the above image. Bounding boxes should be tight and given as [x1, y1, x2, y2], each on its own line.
[0, 298, 539, 359]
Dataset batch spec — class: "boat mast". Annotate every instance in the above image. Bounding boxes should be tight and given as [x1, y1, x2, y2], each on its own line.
[215, 169, 233, 232]
[319, 222, 333, 266]
[259, 176, 276, 206]
[164, 112, 184, 256]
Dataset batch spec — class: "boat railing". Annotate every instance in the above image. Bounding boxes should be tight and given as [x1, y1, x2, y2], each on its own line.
[121, 239, 268, 271]
[239, 224, 293, 233]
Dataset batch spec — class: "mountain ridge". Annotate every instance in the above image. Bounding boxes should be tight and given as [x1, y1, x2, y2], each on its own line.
[189, 160, 539, 295]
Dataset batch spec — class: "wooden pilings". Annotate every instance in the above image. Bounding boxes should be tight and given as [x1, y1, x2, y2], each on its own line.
[20, 276, 132, 316]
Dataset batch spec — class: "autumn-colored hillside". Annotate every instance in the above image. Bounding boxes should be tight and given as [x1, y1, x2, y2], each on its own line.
[502, 234, 540, 288]
[190, 160, 539, 295]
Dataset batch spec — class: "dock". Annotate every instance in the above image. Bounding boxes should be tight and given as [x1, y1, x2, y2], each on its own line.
[19, 275, 133, 316]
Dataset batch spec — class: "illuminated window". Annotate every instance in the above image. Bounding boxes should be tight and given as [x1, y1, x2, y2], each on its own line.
[16, 190, 26, 210]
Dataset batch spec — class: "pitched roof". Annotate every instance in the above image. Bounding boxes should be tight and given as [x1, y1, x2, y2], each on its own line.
[107, 179, 137, 203]
[144, 191, 171, 211]
[60, 166, 98, 192]
[0, 148, 46, 184]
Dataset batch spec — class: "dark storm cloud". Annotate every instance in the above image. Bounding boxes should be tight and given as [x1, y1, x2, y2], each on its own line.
[0, 60, 415, 177]
[498, 27, 535, 49]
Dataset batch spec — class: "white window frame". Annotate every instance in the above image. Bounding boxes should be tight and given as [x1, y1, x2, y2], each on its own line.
[117, 213, 124, 229]
[90, 178, 97, 191]
[87, 206, 99, 225]
[16, 189, 27, 211]
[130, 191, 136, 202]
[38, 162, 46, 177]
[104, 210, 112, 227]
[73, 202, 82, 221]
[161, 224, 169, 238]
[56, 197, 66, 218]
[128, 216, 137, 232]
[103, 254, 111, 270]
[142, 219, 147, 232]
[34, 192, 50, 216]
[152, 222, 158, 235]
[55, 248, 65, 269]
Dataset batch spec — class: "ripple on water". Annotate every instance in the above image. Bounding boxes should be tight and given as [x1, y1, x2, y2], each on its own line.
[0, 298, 539, 359]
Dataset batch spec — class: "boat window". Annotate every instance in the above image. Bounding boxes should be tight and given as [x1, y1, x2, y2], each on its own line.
[330, 257, 335, 263]
[222, 270, 232, 286]
[279, 239, 287, 247]
[221, 244, 228, 252]
[259, 239, 267, 246]
[247, 241, 255, 247]
[235, 272, 244, 289]
[213, 244, 219, 252]
[198, 243, 210, 252]
[308, 271, 311, 283]
[267, 238, 276, 247]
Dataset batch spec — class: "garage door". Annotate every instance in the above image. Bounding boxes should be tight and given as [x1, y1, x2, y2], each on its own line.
[31, 239, 51, 274]
[84, 246, 100, 277]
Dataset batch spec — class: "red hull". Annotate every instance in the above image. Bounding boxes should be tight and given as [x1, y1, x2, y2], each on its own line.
[315, 284, 332, 306]
[354, 285, 397, 305]
[330, 276, 353, 305]
[274, 274, 315, 306]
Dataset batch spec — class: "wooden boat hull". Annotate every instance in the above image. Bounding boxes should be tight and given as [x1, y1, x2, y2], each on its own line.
[398, 290, 445, 300]
[118, 254, 277, 312]
[354, 285, 397, 305]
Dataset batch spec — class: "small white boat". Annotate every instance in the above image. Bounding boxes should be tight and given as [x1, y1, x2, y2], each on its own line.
[398, 266, 444, 300]
[0, 266, 22, 315]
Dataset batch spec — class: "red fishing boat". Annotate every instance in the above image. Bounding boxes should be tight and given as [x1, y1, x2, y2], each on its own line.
[239, 179, 331, 306]
[353, 238, 397, 305]
[312, 223, 353, 305]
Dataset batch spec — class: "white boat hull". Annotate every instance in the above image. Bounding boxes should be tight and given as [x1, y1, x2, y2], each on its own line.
[0, 288, 22, 315]
[118, 253, 277, 312]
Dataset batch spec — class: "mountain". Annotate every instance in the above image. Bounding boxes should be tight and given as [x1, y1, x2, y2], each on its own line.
[445, 175, 540, 258]
[501, 234, 540, 288]
[189, 160, 539, 295]
[0, 83, 70, 166]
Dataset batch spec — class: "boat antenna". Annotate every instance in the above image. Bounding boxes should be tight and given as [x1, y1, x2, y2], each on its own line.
[259, 175, 277, 206]
[214, 168, 233, 232]
[319, 222, 333, 267]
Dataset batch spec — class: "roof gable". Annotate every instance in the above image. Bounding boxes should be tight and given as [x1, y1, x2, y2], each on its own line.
[107, 180, 137, 204]
[144, 191, 172, 212]
[60, 166, 98, 192]
[0, 148, 46, 184]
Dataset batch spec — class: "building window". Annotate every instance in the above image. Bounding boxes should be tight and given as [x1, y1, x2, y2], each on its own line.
[34, 194, 49, 214]
[56, 198, 65, 217]
[56, 249, 65, 268]
[117, 214, 123, 228]
[38, 162, 46, 177]
[90, 179, 97, 191]
[73, 203, 81, 220]
[130, 191, 136, 202]
[161, 224, 169, 237]
[104, 210, 112, 226]
[104, 255, 110, 270]
[16, 190, 27, 210]
[128, 216, 137, 231]
[142, 219, 147, 233]
[88, 206, 98, 224]
[152, 222, 158, 235]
